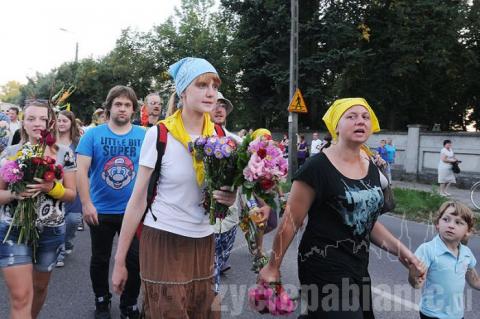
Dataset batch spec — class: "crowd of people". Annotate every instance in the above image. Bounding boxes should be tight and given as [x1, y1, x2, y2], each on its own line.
[0, 57, 478, 319]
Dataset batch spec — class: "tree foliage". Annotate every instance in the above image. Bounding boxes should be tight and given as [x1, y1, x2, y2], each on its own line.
[4, 0, 480, 130]
[0, 81, 22, 104]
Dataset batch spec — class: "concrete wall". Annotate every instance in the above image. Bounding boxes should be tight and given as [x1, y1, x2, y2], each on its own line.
[274, 128, 480, 189]
[366, 129, 480, 188]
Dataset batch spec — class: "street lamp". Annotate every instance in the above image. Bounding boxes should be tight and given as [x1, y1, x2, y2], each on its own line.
[59, 28, 79, 63]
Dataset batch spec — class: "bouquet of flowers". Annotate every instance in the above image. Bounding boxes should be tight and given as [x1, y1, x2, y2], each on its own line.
[193, 135, 238, 225]
[235, 132, 288, 271]
[248, 281, 297, 316]
[0, 130, 62, 252]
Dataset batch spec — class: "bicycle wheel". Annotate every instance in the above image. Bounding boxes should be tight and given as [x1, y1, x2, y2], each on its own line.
[470, 182, 480, 210]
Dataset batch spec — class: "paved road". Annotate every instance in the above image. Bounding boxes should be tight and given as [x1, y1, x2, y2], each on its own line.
[1, 214, 479, 318]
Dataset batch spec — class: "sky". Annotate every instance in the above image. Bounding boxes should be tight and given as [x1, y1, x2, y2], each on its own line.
[0, 0, 182, 85]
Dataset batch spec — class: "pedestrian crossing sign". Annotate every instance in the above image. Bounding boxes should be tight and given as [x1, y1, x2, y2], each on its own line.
[288, 89, 308, 113]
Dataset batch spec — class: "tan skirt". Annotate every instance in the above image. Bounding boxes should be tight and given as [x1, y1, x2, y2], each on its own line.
[139, 226, 221, 319]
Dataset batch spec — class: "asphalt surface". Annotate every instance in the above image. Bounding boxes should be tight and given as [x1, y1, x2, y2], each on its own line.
[1, 214, 479, 318]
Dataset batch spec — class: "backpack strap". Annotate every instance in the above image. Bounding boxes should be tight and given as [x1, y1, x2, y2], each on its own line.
[214, 124, 226, 137]
[144, 123, 168, 221]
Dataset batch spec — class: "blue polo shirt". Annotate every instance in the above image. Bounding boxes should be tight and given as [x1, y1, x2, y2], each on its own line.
[415, 235, 477, 319]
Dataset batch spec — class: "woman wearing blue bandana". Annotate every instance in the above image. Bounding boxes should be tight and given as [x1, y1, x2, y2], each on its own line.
[112, 57, 236, 318]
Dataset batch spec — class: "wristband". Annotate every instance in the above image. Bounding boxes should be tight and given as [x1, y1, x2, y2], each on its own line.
[47, 182, 65, 199]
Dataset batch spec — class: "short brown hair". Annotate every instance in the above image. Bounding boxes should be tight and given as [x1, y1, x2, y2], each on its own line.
[104, 86, 139, 118]
[8, 106, 19, 115]
[435, 201, 475, 231]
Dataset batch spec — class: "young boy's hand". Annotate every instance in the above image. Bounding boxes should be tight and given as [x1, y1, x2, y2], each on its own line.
[408, 261, 426, 288]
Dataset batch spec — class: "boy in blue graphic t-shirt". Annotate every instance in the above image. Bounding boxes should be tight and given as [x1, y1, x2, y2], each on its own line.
[76, 85, 146, 319]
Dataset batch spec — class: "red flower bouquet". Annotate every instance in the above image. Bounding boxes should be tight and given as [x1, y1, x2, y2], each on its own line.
[0, 130, 63, 251]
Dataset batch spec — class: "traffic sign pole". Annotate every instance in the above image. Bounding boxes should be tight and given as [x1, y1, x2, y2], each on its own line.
[288, 0, 299, 180]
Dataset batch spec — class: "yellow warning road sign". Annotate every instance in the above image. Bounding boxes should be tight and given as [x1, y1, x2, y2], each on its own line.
[288, 88, 308, 113]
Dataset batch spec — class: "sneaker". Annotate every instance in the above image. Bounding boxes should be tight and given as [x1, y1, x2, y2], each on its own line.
[95, 295, 112, 319]
[56, 260, 64, 268]
[120, 305, 140, 319]
[65, 249, 73, 255]
[78, 220, 84, 231]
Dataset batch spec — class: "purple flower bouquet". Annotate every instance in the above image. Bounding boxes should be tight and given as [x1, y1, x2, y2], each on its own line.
[193, 136, 238, 225]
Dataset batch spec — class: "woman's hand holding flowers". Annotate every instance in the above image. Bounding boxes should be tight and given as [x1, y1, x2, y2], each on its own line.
[26, 177, 55, 197]
[258, 263, 281, 285]
[212, 186, 236, 207]
[250, 205, 271, 228]
[10, 190, 32, 201]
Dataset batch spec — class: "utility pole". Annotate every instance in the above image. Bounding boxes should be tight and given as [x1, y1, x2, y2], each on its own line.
[288, 0, 299, 180]
[75, 41, 79, 63]
[59, 28, 79, 63]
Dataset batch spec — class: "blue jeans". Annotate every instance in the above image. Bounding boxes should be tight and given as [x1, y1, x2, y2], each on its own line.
[0, 221, 65, 272]
[385, 162, 392, 183]
[57, 212, 81, 262]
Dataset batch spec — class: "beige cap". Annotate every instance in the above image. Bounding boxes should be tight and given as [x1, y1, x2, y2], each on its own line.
[217, 92, 233, 115]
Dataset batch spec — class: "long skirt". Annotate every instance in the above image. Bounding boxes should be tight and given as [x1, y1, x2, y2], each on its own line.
[139, 226, 220, 319]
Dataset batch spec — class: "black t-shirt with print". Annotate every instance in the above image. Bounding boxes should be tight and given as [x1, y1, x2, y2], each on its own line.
[293, 152, 384, 284]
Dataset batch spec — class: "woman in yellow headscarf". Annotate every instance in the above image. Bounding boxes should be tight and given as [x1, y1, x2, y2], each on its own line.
[259, 98, 425, 318]
[112, 57, 236, 318]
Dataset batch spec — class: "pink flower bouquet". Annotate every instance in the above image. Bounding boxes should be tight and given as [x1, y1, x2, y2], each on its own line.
[248, 282, 297, 316]
[235, 133, 288, 272]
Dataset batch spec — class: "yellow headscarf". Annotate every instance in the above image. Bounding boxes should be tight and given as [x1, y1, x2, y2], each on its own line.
[322, 98, 380, 141]
[251, 128, 272, 140]
[160, 109, 214, 186]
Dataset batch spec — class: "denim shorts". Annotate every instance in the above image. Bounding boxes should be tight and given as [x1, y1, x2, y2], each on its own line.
[0, 222, 65, 272]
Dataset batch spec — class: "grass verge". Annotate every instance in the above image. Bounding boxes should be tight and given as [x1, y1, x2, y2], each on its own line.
[391, 188, 480, 230]
[279, 184, 479, 229]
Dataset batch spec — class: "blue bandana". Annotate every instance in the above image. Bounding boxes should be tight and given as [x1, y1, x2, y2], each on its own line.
[168, 57, 218, 96]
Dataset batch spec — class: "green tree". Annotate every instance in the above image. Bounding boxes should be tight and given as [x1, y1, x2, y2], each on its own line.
[463, 0, 480, 130]
[13, 0, 480, 131]
[135, 0, 241, 126]
[337, 0, 474, 130]
[0, 81, 23, 104]
[221, 0, 292, 129]
[18, 72, 57, 106]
